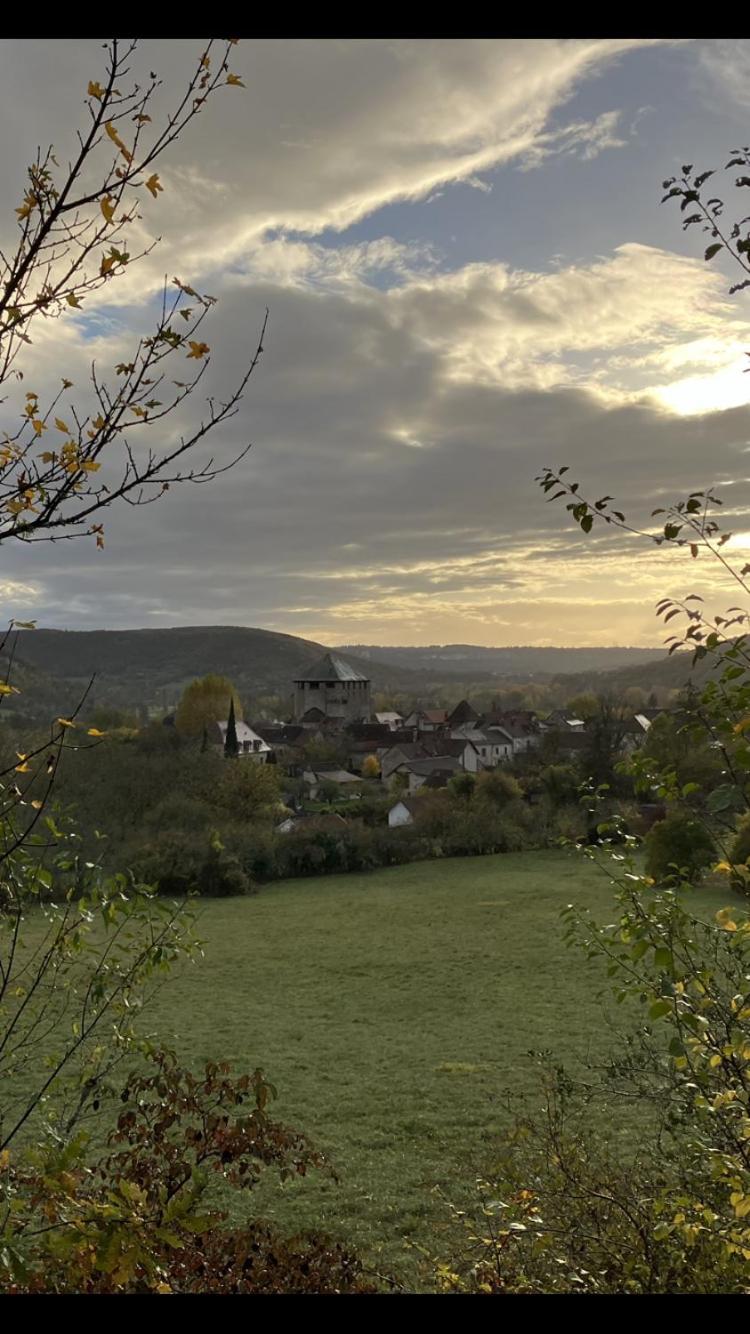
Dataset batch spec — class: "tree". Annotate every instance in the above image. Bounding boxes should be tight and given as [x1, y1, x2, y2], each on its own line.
[361, 754, 381, 780]
[448, 771, 476, 801]
[224, 695, 239, 759]
[505, 150, 750, 1289]
[0, 39, 303, 1289]
[175, 675, 243, 739]
[578, 695, 629, 790]
[475, 769, 522, 809]
[0, 39, 265, 554]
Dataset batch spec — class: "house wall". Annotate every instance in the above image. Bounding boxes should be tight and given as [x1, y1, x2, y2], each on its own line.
[388, 802, 413, 827]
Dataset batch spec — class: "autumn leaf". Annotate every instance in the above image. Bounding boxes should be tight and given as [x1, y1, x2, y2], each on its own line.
[82, 460, 101, 472]
[31, 419, 46, 436]
[62, 378, 74, 388]
[56, 717, 77, 729]
[100, 196, 115, 225]
[88, 80, 105, 100]
[187, 341, 209, 359]
[135, 113, 152, 124]
[145, 173, 163, 199]
[227, 74, 245, 87]
[87, 727, 107, 737]
[0, 682, 20, 695]
[96, 534, 105, 549]
[15, 762, 30, 773]
[66, 293, 82, 308]
[12, 620, 36, 629]
[54, 418, 69, 433]
[105, 121, 124, 149]
[39, 451, 57, 464]
[30, 799, 43, 810]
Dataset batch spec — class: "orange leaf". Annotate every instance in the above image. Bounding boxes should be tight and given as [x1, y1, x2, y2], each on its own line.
[186, 341, 210, 359]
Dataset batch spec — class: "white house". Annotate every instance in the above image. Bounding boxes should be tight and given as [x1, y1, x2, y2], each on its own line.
[456, 726, 513, 767]
[388, 798, 418, 827]
[375, 711, 404, 730]
[215, 719, 272, 762]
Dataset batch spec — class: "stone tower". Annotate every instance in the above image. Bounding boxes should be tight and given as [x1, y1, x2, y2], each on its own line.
[293, 652, 371, 724]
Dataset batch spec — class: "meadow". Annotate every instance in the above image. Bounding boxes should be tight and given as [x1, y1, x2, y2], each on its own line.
[146, 850, 720, 1286]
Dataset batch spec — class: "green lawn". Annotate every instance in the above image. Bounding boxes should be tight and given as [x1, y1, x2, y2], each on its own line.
[146, 850, 719, 1287]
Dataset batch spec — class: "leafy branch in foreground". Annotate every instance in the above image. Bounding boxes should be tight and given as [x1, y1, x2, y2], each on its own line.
[0, 37, 265, 550]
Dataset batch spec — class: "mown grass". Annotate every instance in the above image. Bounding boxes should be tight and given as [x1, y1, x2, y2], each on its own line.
[142, 850, 723, 1286]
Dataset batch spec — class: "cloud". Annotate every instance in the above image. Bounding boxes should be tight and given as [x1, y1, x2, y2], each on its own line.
[2, 37, 748, 649]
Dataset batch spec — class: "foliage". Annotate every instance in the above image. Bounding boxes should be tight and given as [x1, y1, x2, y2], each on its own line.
[1, 1048, 376, 1293]
[175, 674, 243, 738]
[0, 40, 262, 552]
[475, 769, 522, 809]
[0, 812, 197, 1154]
[447, 771, 476, 801]
[361, 754, 381, 780]
[643, 810, 716, 884]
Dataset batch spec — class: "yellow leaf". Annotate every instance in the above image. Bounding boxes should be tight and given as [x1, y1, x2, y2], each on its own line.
[187, 341, 209, 359]
[105, 121, 124, 149]
[714, 861, 733, 874]
[31, 419, 45, 436]
[145, 173, 163, 199]
[0, 682, 19, 695]
[54, 418, 69, 433]
[227, 74, 245, 87]
[100, 196, 115, 225]
[716, 906, 738, 932]
[30, 799, 43, 810]
[66, 294, 82, 309]
[92, 415, 105, 431]
[87, 727, 107, 737]
[88, 80, 105, 100]
[734, 717, 750, 735]
[15, 762, 30, 773]
[56, 717, 77, 729]
[82, 460, 101, 472]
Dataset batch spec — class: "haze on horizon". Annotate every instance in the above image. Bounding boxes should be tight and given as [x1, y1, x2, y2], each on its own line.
[3, 37, 750, 649]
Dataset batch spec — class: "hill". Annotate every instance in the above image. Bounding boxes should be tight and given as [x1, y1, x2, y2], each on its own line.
[337, 642, 668, 678]
[2, 626, 419, 716]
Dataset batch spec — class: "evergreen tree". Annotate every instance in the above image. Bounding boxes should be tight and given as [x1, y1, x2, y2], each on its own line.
[224, 696, 239, 759]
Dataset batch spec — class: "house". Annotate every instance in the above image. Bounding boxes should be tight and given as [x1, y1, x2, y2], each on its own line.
[402, 707, 449, 733]
[302, 767, 363, 800]
[293, 653, 371, 724]
[375, 711, 404, 730]
[544, 710, 586, 732]
[211, 719, 272, 762]
[447, 699, 479, 729]
[277, 811, 348, 834]
[454, 726, 513, 767]
[485, 710, 541, 754]
[388, 797, 420, 827]
[394, 754, 463, 793]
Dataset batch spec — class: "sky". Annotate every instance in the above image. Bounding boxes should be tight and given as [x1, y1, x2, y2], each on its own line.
[3, 37, 750, 647]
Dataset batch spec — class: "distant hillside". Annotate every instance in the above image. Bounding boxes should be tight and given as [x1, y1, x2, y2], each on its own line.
[3, 626, 420, 715]
[337, 643, 667, 679]
[549, 646, 712, 698]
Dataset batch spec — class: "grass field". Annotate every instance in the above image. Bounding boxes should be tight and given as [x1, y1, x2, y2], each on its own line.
[146, 850, 719, 1287]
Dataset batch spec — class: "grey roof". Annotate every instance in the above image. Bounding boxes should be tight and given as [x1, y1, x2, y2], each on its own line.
[294, 652, 370, 684]
[402, 755, 462, 777]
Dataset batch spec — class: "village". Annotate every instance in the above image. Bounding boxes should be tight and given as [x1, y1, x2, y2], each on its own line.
[205, 650, 668, 832]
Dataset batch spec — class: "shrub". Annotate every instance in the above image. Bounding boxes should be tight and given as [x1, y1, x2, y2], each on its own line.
[475, 770, 523, 809]
[643, 810, 715, 884]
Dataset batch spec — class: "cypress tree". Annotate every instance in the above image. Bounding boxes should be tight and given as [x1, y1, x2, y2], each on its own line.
[224, 695, 239, 758]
